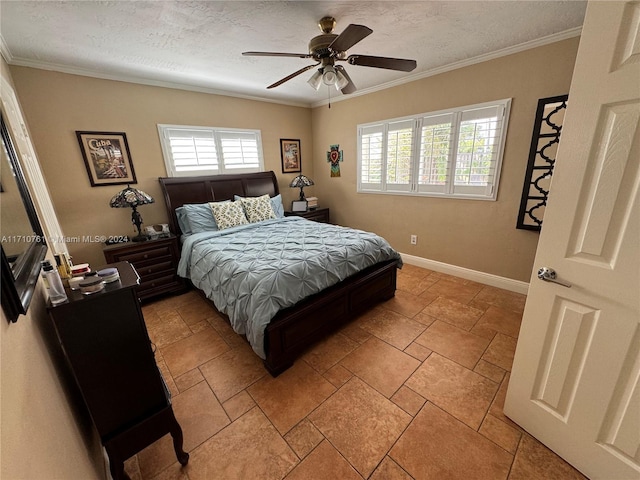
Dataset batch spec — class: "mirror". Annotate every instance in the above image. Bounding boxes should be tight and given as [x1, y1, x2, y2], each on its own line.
[516, 94, 568, 231]
[1, 112, 47, 323]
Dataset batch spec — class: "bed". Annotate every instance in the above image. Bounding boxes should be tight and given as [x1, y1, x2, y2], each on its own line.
[159, 171, 400, 376]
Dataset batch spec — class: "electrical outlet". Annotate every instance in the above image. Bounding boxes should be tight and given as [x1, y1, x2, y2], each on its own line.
[410, 234, 417, 245]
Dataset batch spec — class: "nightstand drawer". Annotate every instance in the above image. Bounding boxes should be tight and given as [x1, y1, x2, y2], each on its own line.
[302, 210, 329, 223]
[103, 235, 186, 302]
[112, 245, 172, 264]
[284, 207, 330, 223]
[136, 259, 174, 279]
[137, 273, 180, 295]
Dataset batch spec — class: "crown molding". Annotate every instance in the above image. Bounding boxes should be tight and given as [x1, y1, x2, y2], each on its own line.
[311, 26, 582, 108]
[2, 26, 581, 110]
[0, 35, 13, 64]
[4, 55, 310, 108]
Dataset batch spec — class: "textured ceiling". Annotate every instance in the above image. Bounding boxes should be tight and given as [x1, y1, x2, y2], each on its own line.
[0, 1, 587, 106]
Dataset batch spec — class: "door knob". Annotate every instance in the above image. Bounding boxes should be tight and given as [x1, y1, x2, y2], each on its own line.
[537, 267, 572, 288]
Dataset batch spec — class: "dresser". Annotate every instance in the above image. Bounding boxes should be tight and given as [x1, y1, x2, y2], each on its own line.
[284, 207, 330, 223]
[47, 262, 188, 480]
[103, 235, 185, 302]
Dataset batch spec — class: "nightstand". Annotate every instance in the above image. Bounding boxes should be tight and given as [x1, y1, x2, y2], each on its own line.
[285, 207, 330, 223]
[103, 235, 186, 302]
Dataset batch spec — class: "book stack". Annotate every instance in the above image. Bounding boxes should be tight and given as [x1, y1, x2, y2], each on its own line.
[306, 197, 318, 209]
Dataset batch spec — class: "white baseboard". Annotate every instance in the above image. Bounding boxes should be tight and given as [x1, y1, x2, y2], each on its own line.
[399, 253, 530, 295]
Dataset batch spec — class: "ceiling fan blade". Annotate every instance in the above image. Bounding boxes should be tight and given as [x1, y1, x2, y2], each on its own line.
[267, 63, 319, 89]
[329, 24, 372, 52]
[335, 65, 357, 94]
[347, 55, 417, 72]
[243, 51, 311, 59]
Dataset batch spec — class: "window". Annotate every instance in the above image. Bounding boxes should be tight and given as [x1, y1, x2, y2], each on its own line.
[357, 99, 511, 200]
[158, 124, 264, 177]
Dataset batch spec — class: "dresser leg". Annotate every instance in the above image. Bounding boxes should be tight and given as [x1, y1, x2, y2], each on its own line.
[106, 449, 129, 480]
[169, 410, 189, 465]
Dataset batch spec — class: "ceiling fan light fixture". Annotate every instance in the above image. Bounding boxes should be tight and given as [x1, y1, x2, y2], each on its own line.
[322, 65, 337, 86]
[307, 69, 322, 90]
[336, 69, 349, 90]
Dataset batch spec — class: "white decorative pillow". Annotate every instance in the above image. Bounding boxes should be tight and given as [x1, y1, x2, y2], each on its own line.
[238, 194, 277, 223]
[209, 200, 248, 230]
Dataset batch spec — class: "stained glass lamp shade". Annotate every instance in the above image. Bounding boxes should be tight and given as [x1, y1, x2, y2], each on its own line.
[289, 175, 314, 201]
[109, 185, 155, 242]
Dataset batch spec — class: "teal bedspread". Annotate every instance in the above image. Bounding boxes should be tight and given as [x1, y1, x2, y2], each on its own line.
[177, 217, 401, 359]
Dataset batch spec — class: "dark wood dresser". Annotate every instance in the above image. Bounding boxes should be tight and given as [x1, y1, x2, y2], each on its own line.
[103, 235, 185, 302]
[47, 261, 188, 480]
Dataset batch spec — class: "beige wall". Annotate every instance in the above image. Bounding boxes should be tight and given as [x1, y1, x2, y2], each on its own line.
[10, 38, 578, 281]
[1, 59, 102, 480]
[0, 296, 103, 480]
[9, 68, 314, 268]
[310, 38, 580, 282]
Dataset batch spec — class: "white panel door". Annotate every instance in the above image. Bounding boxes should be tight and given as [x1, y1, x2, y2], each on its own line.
[504, 2, 640, 479]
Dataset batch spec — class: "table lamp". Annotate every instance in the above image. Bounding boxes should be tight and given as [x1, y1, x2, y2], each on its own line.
[289, 174, 314, 201]
[109, 185, 155, 242]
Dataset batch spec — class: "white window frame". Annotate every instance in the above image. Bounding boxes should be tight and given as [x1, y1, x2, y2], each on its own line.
[158, 124, 264, 177]
[357, 99, 511, 201]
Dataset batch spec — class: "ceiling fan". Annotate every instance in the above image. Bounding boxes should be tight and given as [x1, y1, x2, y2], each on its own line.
[242, 16, 417, 94]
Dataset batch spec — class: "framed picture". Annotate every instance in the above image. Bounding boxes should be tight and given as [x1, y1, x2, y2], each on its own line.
[76, 131, 137, 187]
[280, 139, 301, 174]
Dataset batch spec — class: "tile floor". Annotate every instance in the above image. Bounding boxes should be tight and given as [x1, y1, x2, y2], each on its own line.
[125, 264, 587, 480]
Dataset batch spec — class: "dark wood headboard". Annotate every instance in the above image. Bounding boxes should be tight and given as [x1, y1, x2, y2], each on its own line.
[158, 171, 280, 237]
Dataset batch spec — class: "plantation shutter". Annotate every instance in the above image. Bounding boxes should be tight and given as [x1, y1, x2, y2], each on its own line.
[218, 131, 261, 171]
[159, 125, 264, 177]
[452, 104, 505, 196]
[359, 124, 384, 191]
[356, 99, 510, 200]
[386, 119, 414, 193]
[164, 128, 218, 175]
[417, 113, 453, 194]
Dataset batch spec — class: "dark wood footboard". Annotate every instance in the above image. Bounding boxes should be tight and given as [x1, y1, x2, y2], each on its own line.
[263, 259, 398, 376]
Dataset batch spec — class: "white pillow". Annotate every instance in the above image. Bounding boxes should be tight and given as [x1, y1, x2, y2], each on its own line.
[209, 200, 248, 230]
